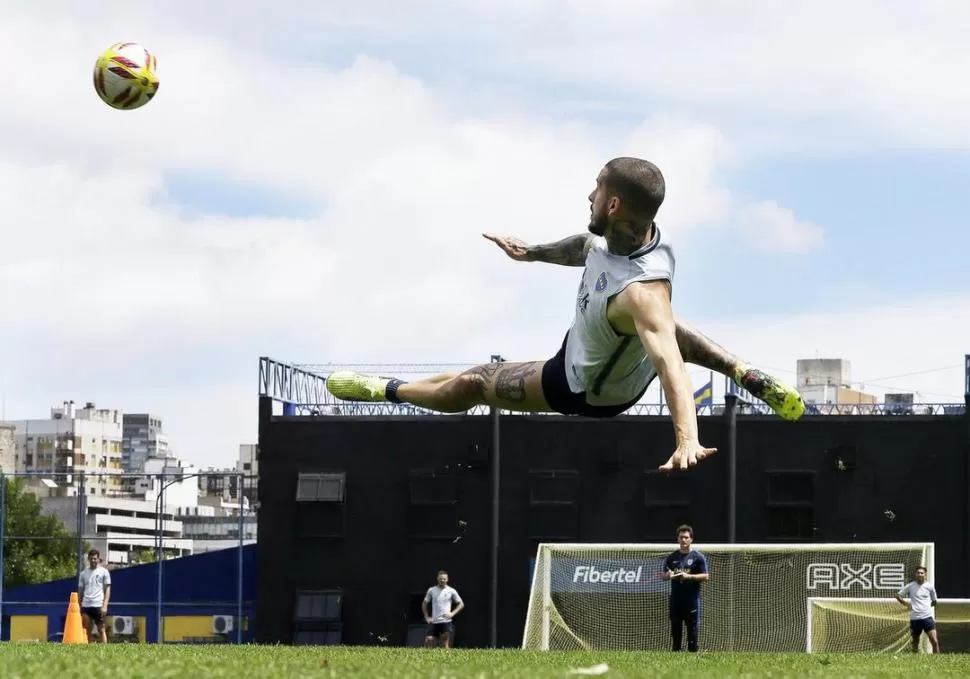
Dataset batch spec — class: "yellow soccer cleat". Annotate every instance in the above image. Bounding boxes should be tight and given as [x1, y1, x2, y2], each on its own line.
[734, 367, 806, 421]
[325, 371, 392, 402]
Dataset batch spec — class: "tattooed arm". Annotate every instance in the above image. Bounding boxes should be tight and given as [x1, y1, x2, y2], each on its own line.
[526, 233, 595, 266]
[483, 233, 594, 267]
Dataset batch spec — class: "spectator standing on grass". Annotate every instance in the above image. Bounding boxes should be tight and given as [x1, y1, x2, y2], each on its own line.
[422, 570, 464, 648]
[78, 548, 112, 642]
[662, 524, 708, 652]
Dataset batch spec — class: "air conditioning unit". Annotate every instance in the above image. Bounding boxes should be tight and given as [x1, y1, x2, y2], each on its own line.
[112, 616, 136, 636]
[212, 615, 234, 634]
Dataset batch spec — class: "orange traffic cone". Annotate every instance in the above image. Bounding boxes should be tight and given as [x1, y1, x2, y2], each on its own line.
[62, 592, 89, 644]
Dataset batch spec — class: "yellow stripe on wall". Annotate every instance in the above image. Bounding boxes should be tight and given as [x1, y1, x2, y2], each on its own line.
[10, 615, 48, 642]
[162, 616, 247, 642]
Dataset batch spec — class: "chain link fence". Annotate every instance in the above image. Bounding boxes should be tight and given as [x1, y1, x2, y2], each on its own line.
[0, 469, 257, 643]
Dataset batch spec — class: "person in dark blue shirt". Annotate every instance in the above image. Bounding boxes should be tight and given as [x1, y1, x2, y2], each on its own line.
[662, 524, 709, 652]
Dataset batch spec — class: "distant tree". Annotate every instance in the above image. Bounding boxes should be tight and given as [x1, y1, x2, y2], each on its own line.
[129, 548, 158, 565]
[2, 476, 78, 588]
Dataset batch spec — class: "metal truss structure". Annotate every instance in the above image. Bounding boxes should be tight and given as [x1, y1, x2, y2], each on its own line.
[258, 357, 329, 409]
[258, 356, 968, 418]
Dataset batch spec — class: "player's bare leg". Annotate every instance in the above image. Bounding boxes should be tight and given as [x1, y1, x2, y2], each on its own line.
[927, 628, 940, 653]
[674, 319, 805, 421]
[81, 613, 93, 643]
[326, 361, 553, 414]
[396, 361, 552, 412]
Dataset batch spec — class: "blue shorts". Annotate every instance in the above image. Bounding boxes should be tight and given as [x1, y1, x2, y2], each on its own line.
[426, 621, 454, 638]
[910, 617, 936, 635]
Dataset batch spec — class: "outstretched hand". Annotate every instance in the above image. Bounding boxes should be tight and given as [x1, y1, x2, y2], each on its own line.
[483, 233, 531, 261]
[659, 440, 718, 472]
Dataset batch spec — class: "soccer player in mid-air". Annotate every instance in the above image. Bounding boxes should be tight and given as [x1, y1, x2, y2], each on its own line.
[326, 157, 805, 471]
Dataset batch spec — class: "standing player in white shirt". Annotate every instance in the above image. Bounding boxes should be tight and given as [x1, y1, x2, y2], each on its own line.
[421, 570, 464, 648]
[77, 548, 112, 643]
[895, 566, 940, 653]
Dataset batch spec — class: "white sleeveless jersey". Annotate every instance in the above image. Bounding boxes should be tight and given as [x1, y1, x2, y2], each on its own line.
[563, 225, 675, 406]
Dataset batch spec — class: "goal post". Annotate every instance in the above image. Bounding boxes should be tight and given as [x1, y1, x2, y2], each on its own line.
[522, 541, 934, 652]
[807, 597, 970, 654]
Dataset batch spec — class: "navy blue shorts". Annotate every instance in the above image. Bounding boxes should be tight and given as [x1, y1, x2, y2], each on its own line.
[541, 333, 648, 418]
[910, 617, 936, 635]
[426, 621, 454, 638]
[81, 607, 104, 624]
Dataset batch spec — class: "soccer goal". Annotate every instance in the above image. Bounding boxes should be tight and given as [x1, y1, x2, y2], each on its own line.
[807, 597, 970, 654]
[522, 541, 934, 652]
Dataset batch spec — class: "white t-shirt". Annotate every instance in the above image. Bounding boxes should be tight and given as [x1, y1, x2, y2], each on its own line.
[424, 585, 462, 623]
[78, 566, 112, 608]
[898, 580, 937, 620]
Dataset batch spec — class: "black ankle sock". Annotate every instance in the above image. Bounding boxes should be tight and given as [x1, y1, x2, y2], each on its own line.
[385, 378, 405, 403]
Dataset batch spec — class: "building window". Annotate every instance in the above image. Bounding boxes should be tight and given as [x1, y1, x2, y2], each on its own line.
[295, 590, 342, 621]
[296, 472, 345, 503]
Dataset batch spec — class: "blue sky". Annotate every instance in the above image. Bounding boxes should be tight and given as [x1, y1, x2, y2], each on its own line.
[161, 170, 321, 220]
[0, 0, 967, 468]
[690, 150, 970, 317]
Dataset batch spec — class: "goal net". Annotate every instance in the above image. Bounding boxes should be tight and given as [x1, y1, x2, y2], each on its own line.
[808, 598, 970, 654]
[522, 542, 934, 652]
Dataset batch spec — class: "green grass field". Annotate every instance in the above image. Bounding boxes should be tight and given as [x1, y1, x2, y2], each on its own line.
[1, 644, 969, 678]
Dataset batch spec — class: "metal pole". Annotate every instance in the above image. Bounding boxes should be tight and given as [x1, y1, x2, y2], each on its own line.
[488, 353, 504, 649]
[0, 472, 6, 631]
[724, 391, 738, 652]
[156, 473, 164, 643]
[76, 471, 86, 576]
[237, 473, 244, 644]
[725, 393, 738, 543]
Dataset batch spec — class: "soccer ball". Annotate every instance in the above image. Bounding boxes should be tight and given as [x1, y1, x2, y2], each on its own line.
[92, 42, 159, 110]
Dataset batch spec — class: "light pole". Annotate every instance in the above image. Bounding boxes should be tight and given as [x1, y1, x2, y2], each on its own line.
[488, 353, 504, 648]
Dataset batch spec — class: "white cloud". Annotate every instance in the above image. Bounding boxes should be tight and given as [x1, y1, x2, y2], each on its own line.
[688, 293, 970, 404]
[13, 1, 969, 152]
[623, 117, 735, 234]
[522, 1, 970, 150]
[736, 201, 824, 253]
[214, 0, 968, 152]
[0, 1, 963, 468]
[622, 119, 825, 252]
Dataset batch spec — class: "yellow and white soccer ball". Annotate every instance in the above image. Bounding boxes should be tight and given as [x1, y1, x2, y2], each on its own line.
[92, 42, 159, 110]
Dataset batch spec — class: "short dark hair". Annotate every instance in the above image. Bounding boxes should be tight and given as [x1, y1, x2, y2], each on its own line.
[87, 549, 100, 558]
[602, 157, 665, 220]
[676, 524, 693, 538]
[916, 566, 927, 573]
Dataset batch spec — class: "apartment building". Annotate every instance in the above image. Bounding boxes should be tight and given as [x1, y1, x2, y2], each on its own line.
[3, 401, 124, 497]
[0, 423, 14, 472]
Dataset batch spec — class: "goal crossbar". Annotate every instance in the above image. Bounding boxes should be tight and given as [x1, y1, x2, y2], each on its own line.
[538, 542, 933, 552]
